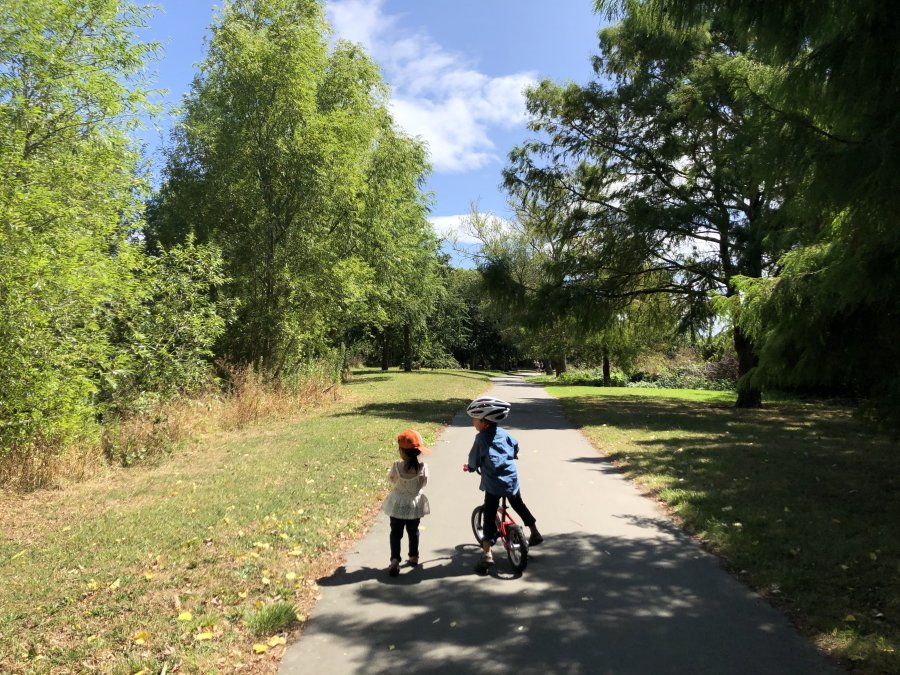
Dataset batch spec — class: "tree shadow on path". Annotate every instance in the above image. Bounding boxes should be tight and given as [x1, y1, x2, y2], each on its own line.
[300, 531, 842, 675]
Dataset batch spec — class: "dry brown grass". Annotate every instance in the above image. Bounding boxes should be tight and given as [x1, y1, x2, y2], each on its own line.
[0, 365, 341, 492]
[0, 440, 105, 492]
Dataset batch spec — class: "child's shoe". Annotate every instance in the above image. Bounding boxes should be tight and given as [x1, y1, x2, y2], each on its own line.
[528, 530, 544, 546]
[388, 558, 400, 577]
[407, 556, 419, 567]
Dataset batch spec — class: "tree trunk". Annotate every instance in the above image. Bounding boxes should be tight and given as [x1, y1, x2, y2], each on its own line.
[543, 359, 553, 376]
[381, 330, 390, 371]
[734, 325, 762, 407]
[552, 354, 568, 377]
[402, 324, 412, 372]
[602, 346, 611, 386]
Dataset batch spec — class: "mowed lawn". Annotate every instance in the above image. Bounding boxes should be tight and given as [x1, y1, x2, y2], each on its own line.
[547, 385, 900, 674]
[0, 370, 494, 674]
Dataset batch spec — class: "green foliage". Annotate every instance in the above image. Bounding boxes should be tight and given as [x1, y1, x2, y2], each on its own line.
[147, 0, 437, 378]
[0, 1, 234, 465]
[0, 0, 158, 453]
[505, 6, 799, 406]
[108, 238, 232, 413]
[600, 0, 900, 421]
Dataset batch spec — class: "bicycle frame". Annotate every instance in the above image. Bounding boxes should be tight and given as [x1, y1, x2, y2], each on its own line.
[495, 496, 517, 549]
[466, 464, 528, 572]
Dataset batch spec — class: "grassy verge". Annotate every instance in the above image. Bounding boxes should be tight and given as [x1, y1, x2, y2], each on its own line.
[0, 369, 495, 674]
[546, 385, 899, 674]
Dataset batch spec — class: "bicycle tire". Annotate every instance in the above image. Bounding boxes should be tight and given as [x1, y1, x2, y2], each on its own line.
[506, 525, 528, 572]
[471, 505, 485, 545]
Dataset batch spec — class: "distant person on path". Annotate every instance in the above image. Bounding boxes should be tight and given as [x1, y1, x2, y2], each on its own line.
[465, 397, 542, 569]
[382, 429, 431, 577]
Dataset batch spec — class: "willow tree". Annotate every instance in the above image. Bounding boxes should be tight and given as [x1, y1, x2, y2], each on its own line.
[147, 0, 436, 378]
[505, 10, 794, 406]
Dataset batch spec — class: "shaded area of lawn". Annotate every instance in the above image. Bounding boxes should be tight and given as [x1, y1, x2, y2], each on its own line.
[549, 387, 900, 674]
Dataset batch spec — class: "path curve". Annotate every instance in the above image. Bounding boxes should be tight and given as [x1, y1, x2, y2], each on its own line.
[280, 374, 840, 674]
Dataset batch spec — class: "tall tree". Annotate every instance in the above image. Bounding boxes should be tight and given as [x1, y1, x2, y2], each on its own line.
[504, 10, 791, 406]
[0, 0, 158, 450]
[147, 0, 436, 379]
[597, 0, 900, 417]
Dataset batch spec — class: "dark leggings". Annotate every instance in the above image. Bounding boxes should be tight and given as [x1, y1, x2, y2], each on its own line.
[482, 491, 536, 545]
[389, 516, 420, 561]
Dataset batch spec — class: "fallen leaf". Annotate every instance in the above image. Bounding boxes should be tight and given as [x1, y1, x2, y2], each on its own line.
[195, 632, 213, 641]
[178, 611, 192, 622]
[268, 636, 286, 647]
[253, 643, 268, 654]
[143, 572, 154, 581]
[133, 630, 150, 645]
[109, 578, 121, 590]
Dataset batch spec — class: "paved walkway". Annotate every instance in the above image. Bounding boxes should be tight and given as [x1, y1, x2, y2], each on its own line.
[280, 375, 840, 674]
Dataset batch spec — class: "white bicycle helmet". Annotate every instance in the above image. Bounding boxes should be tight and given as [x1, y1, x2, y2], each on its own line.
[466, 396, 511, 422]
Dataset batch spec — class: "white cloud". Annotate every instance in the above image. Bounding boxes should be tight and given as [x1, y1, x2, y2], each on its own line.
[430, 214, 482, 245]
[325, 0, 395, 52]
[327, 0, 537, 173]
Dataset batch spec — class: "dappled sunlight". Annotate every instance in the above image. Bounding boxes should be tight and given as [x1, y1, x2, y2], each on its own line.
[295, 531, 834, 674]
[554, 390, 900, 673]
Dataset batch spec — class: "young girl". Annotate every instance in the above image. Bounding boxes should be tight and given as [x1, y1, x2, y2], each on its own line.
[382, 429, 431, 576]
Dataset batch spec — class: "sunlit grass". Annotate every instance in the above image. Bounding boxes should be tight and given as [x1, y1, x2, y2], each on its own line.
[548, 385, 900, 674]
[0, 369, 493, 673]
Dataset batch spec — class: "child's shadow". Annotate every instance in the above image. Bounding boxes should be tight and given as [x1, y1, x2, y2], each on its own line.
[318, 544, 490, 586]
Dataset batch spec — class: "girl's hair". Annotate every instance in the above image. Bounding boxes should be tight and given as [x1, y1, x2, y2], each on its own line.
[399, 447, 422, 473]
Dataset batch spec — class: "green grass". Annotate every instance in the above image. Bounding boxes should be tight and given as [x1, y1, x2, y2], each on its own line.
[0, 369, 494, 674]
[547, 385, 900, 674]
[246, 602, 298, 637]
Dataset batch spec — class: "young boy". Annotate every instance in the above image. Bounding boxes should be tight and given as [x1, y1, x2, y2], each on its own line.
[465, 397, 542, 569]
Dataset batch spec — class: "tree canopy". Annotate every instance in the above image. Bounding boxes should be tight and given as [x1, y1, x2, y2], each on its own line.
[147, 0, 440, 378]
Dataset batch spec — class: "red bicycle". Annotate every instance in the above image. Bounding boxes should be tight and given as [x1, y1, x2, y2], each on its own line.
[464, 465, 529, 572]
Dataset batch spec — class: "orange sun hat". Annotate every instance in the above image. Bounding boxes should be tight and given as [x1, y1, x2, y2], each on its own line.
[396, 429, 432, 454]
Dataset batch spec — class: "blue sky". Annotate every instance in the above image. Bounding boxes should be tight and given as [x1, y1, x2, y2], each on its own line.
[140, 0, 605, 246]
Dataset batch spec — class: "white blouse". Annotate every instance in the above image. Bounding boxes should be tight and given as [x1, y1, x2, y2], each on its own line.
[381, 460, 430, 520]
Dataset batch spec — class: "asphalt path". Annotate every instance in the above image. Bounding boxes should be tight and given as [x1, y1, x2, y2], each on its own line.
[279, 374, 840, 674]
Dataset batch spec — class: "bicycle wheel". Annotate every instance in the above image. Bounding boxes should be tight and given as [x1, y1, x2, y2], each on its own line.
[506, 525, 529, 572]
[471, 506, 485, 545]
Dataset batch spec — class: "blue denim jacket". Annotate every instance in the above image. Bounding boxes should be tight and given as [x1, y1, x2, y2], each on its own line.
[467, 425, 520, 497]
